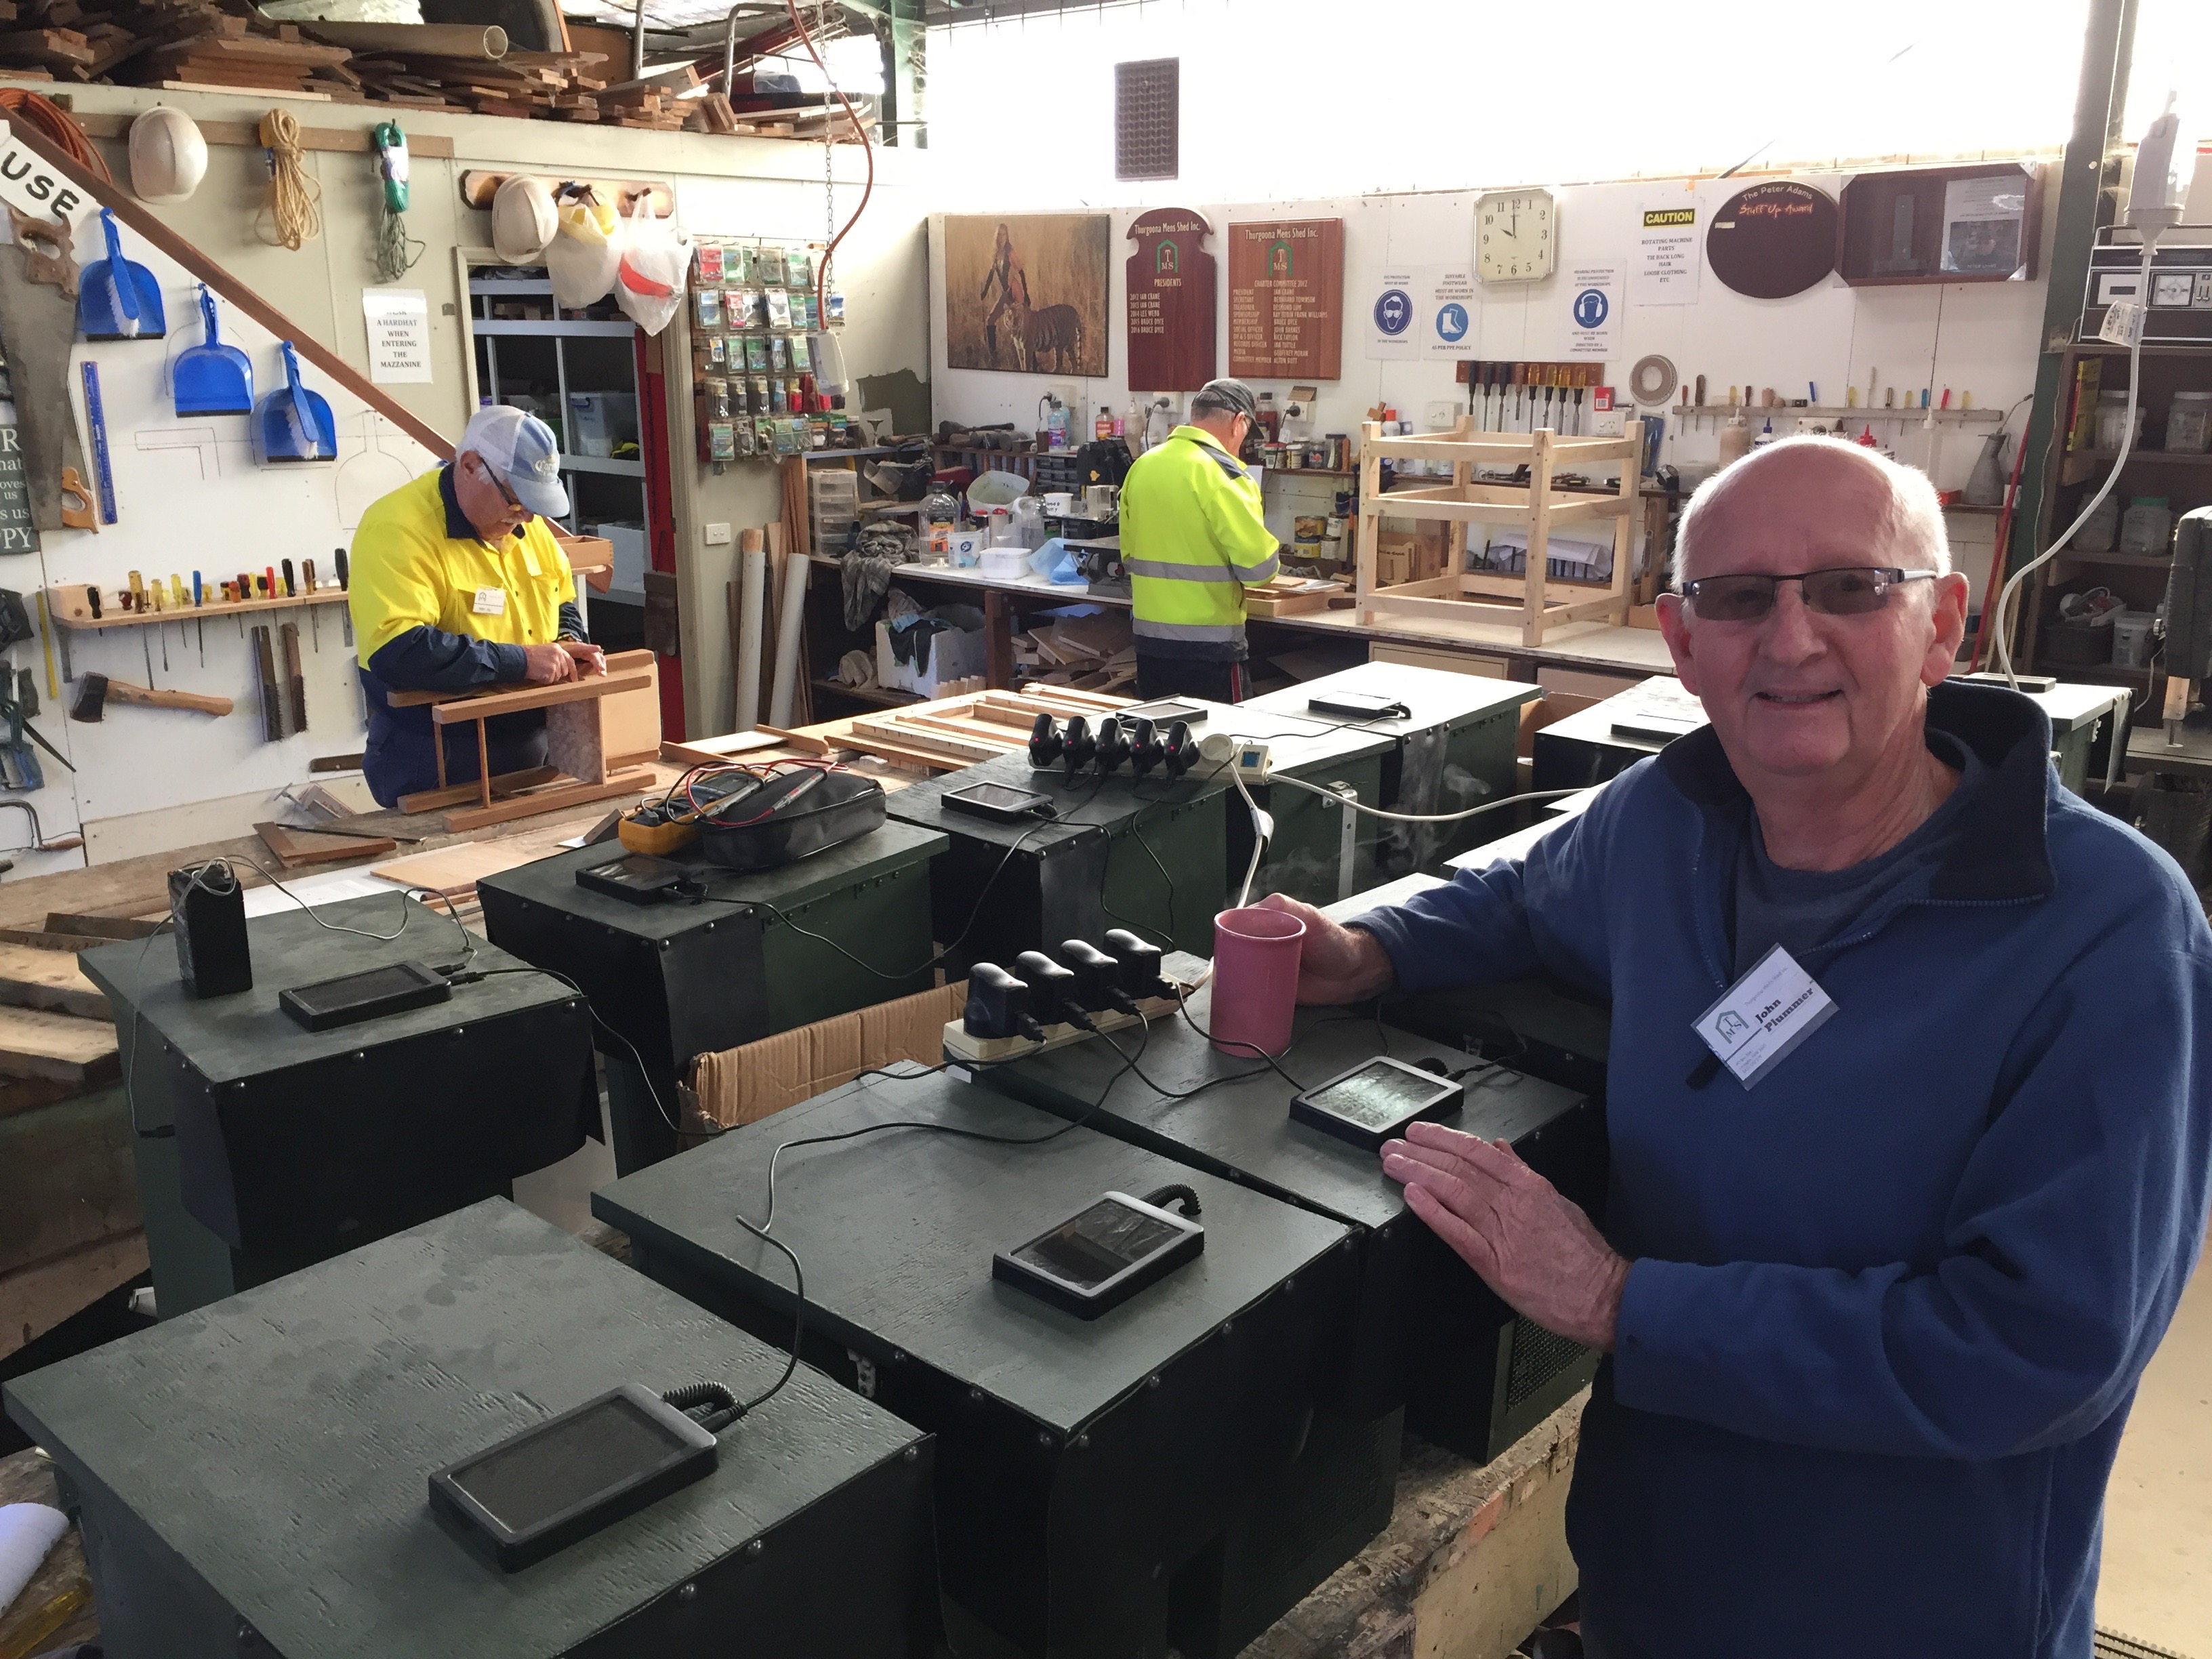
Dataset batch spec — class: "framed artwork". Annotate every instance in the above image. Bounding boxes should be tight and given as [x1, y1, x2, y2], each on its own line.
[945, 213, 1110, 376]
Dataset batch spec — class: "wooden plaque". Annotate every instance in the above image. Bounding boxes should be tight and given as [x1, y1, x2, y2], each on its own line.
[1125, 208, 1216, 392]
[1706, 181, 1838, 300]
[1228, 218, 1344, 380]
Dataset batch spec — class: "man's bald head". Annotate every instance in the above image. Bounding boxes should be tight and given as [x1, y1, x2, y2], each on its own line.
[1672, 436, 1950, 587]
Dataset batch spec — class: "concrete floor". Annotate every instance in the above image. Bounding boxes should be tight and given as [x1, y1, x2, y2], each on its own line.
[2100, 1233, 2212, 1656]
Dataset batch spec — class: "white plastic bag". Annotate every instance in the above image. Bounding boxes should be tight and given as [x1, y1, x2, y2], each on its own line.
[613, 197, 689, 336]
[544, 186, 620, 309]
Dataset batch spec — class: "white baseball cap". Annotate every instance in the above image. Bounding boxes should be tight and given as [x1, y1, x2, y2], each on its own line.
[461, 405, 569, 519]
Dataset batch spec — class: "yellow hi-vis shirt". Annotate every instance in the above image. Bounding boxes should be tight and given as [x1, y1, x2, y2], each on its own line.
[1118, 425, 1280, 659]
[348, 467, 575, 664]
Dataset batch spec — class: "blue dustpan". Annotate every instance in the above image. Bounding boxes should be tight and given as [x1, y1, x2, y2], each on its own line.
[258, 341, 336, 463]
[79, 208, 166, 342]
[173, 285, 253, 416]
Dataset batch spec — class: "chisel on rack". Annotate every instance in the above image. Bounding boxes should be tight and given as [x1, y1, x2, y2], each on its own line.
[252, 625, 282, 742]
[281, 558, 295, 599]
[303, 559, 319, 650]
[334, 548, 352, 646]
[282, 622, 306, 733]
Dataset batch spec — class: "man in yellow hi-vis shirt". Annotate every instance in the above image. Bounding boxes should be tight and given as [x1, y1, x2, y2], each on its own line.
[349, 406, 605, 807]
[1118, 379, 1282, 702]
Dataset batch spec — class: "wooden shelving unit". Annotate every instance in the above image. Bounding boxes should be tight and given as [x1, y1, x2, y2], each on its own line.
[1354, 417, 1642, 648]
[2022, 344, 2211, 682]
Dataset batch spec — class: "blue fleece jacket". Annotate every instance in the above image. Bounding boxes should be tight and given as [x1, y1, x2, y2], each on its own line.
[1353, 681, 2212, 1658]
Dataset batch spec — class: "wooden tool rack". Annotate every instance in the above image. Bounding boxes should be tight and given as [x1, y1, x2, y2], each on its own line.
[1355, 417, 1643, 647]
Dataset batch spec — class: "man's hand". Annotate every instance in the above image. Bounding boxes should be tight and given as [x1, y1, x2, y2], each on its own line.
[521, 643, 579, 684]
[1255, 893, 1397, 1004]
[1381, 1120, 1629, 1352]
[557, 640, 607, 676]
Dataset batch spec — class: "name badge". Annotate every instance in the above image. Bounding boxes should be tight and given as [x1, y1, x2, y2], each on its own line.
[1692, 945, 1837, 1088]
[472, 586, 507, 616]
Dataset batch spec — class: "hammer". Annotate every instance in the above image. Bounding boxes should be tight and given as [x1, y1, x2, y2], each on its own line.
[69, 673, 233, 722]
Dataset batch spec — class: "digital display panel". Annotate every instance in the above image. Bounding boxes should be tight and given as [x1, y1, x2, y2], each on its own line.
[951, 783, 1049, 813]
[448, 1394, 689, 1531]
[1302, 1059, 1454, 1130]
[1010, 1197, 1183, 1291]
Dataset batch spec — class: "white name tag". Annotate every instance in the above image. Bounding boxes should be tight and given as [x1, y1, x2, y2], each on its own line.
[1692, 944, 1838, 1088]
[472, 587, 507, 616]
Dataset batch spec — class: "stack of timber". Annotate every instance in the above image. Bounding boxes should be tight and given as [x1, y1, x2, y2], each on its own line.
[0, 0, 356, 92]
[343, 44, 611, 119]
[768, 687, 1132, 773]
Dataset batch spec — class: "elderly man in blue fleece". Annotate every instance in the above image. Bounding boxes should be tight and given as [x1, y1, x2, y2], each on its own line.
[1259, 436, 2212, 1658]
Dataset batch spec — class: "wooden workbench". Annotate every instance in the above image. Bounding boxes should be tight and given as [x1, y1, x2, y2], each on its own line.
[803, 553, 1672, 716]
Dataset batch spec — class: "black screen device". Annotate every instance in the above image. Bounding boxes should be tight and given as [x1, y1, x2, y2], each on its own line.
[168, 862, 252, 998]
[1121, 698, 1207, 726]
[1307, 691, 1411, 721]
[1289, 1055, 1465, 1151]
[576, 853, 702, 903]
[994, 1191, 1204, 1318]
[944, 781, 1059, 823]
[278, 960, 451, 1031]
[428, 1385, 719, 1572]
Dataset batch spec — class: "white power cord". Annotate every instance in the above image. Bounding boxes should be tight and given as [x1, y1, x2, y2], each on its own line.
[1993, 89, 2192, 688]
[1269, 777, 1593, 824]
[1990, 237, 2154, 687]
[1229, 762, 1273, 907]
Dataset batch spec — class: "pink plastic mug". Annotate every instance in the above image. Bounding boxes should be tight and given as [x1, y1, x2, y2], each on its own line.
[1209, 906, 1306, 1057]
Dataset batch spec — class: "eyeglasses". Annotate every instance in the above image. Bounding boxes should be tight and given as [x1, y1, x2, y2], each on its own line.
[1678, 566, 1938, 623]
[481, 462, 533, 520]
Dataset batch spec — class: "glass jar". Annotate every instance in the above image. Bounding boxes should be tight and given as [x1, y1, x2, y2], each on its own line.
[2118, 495, 2173, 557]
[2077, 491, 2121, 554]
[2166, 390, 2212, 455]
[2094, 391, 2142, 453]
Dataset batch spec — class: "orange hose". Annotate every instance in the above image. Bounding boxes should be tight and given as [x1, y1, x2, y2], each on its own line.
[0, 87, 110, 181]
[781, 0, 872, 321]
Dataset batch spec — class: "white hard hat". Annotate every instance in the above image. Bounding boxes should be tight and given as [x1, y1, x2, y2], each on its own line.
[492, 174, 557, 264]
[129, 106, 205, 205]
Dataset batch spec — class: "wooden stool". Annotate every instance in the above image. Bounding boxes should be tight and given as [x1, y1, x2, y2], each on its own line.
[393, 648, 661, 828]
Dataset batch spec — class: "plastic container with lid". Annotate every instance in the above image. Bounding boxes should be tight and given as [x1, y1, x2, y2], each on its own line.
[2118, 495, 2173, 557]
[2076, 490, 2121, 554]
[1009, 495, 1047, 550]
[2095, 390, 2143, 453]
[2111, 610, 2157, 669]
[2166, 390, 2212, 455]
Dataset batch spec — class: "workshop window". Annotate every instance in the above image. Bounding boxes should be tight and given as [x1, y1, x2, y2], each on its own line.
[1115, 58, 1179, 182]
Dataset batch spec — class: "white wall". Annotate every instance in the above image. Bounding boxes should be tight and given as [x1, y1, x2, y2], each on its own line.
[927, 171, 2058, 605]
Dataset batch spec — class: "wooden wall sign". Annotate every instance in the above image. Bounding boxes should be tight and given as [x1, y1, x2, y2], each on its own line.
[1125, 208, 1216, 392]
[1228, 218, 1344, 380]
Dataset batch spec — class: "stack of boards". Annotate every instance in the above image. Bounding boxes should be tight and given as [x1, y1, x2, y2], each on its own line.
[0, 912, 131, 1090]
[0, 2, 350, 94]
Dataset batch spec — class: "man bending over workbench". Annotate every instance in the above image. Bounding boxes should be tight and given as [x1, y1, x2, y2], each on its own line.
[1262, 437, 2212, 1658]
[349, 405, 606, 808]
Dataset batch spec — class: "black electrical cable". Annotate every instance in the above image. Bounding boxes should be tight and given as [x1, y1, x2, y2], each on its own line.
[445, 963, 709, 1141]
[122, 864, 474, 1141]
[711, 1010, 1153, 1424]
[706, 777, 1118, 981]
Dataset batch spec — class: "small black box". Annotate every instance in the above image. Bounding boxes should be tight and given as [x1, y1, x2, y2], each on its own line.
[167, 861, 251, 998]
